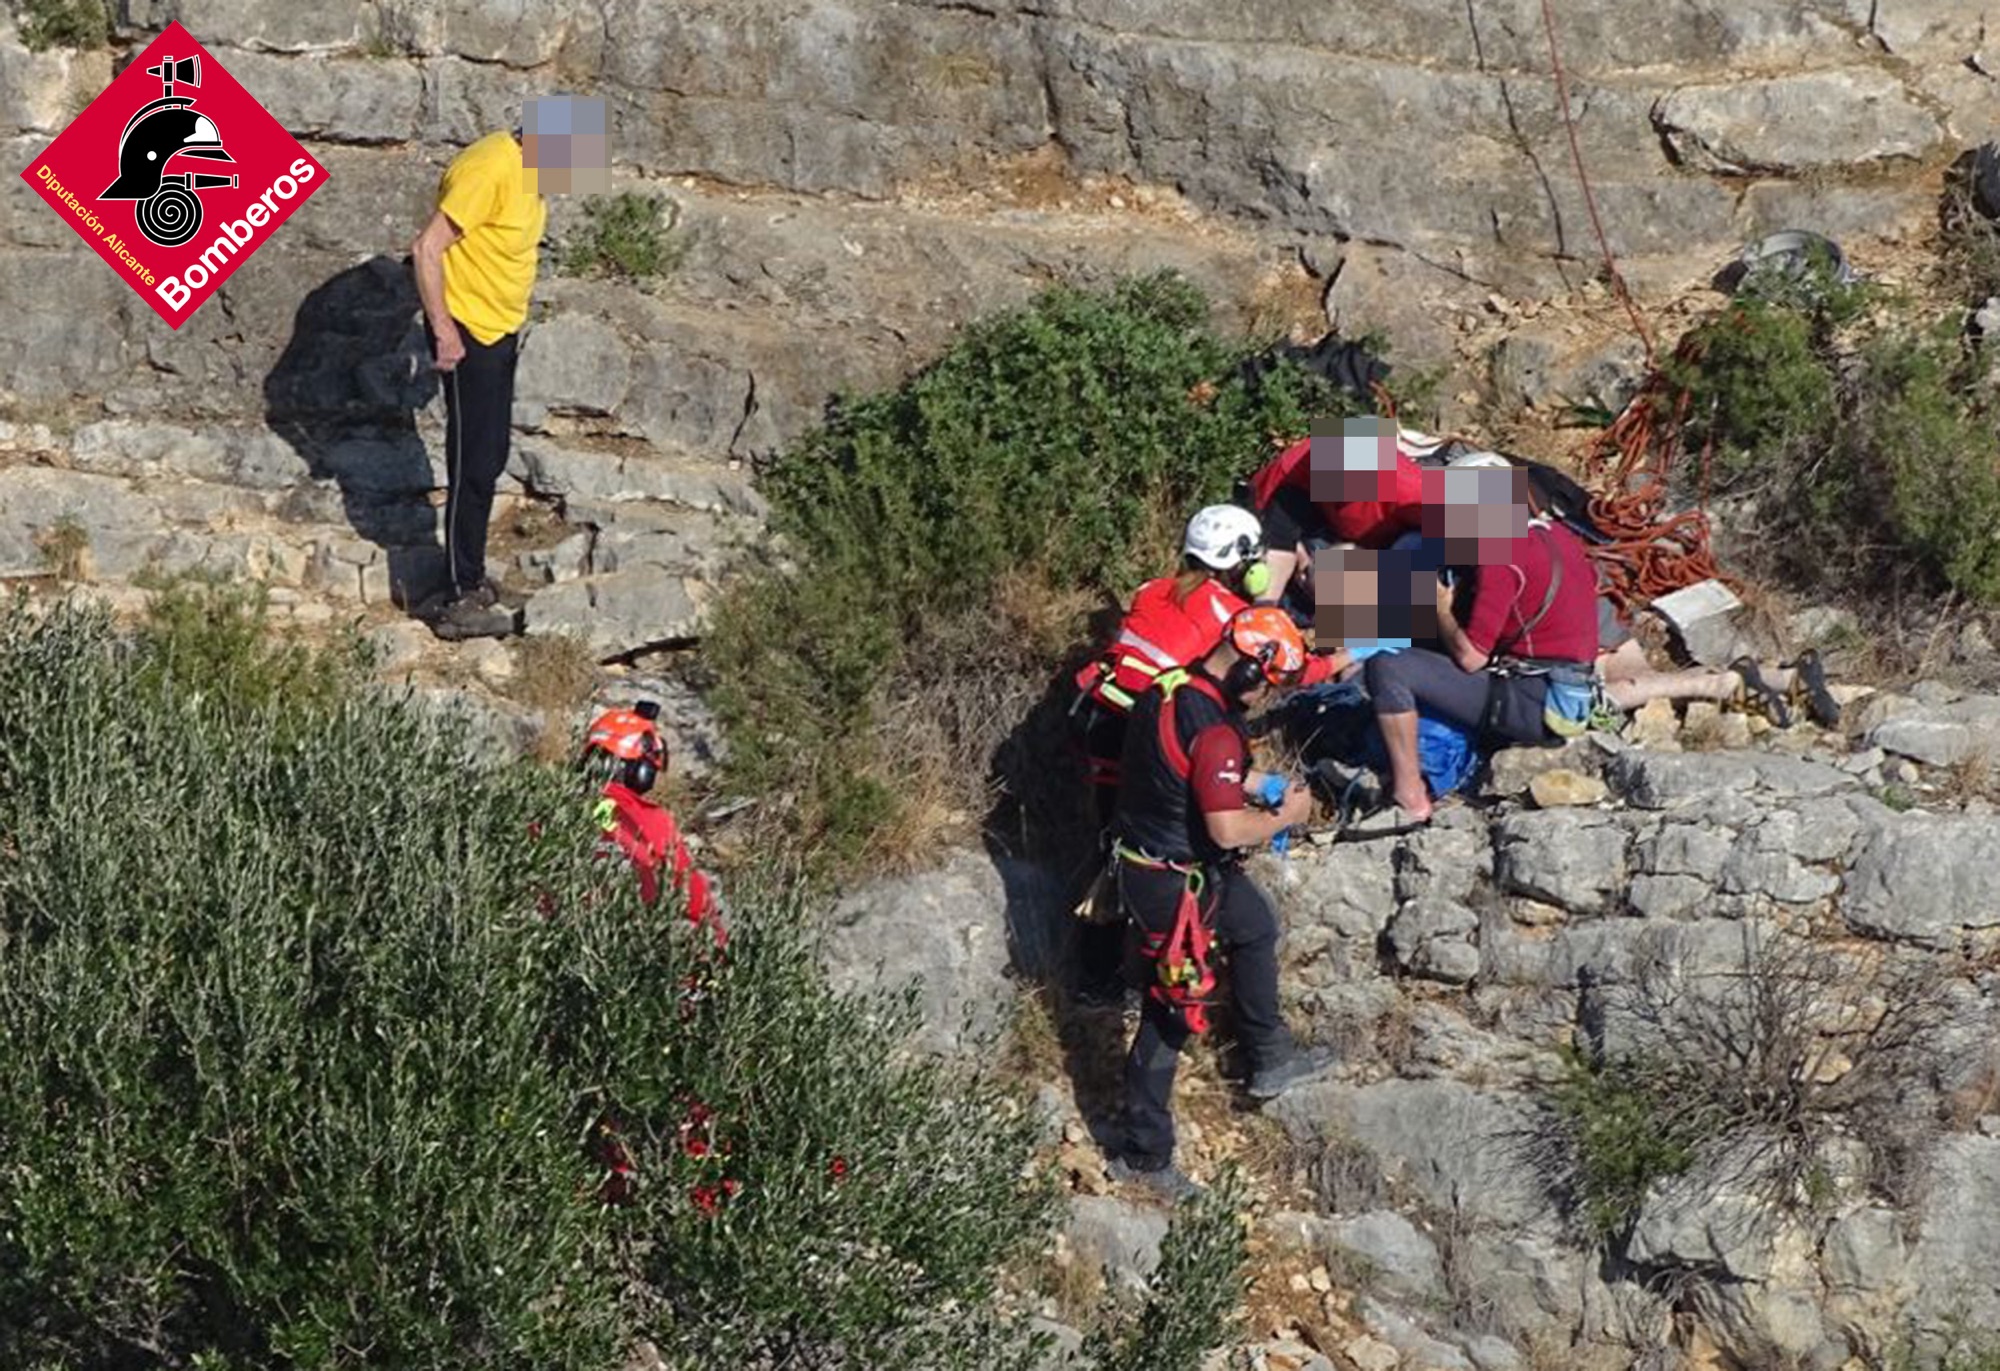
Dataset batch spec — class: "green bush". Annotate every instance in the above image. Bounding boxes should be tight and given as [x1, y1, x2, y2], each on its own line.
[13, 0, 109, 50]
[1543, 1047, 1704, 1241]
[1666, 299, 1838, 493]
[0, 594, 1052, 1369]
[560, 192, 687, 282]
[129, 574, 370, 717]
[1082, 1170, 1249, 1371]
[707, 272, 1373, 875]
[1665, 282, 2000, 606]
[1849, 323, 2000, 606]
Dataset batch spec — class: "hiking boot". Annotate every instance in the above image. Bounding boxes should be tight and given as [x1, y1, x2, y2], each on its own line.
[414, 577, 499, 622]
[1246, 1046, 1337, 1102]
[1106, 1155, 1202, 1203]
[1783, 649, 1842, 731]
[427, 591, 517, 642]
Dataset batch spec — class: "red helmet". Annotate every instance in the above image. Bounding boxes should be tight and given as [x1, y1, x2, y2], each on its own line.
[581, 703, 666, 793]
[1225, 606, 1307, 687]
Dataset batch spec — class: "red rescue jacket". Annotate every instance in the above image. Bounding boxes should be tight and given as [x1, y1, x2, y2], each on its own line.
[1247, 437, 1427, 549]
[1074, 574, 1334, 716]
[596, 781, 723, 946]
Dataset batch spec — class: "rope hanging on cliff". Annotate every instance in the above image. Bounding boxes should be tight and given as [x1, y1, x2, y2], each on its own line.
[1538, 0, 1736, 619]
[1537, 0, 1654, 368]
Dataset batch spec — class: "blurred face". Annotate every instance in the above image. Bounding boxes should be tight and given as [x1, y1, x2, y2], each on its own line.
[1419, 465, 1533, 565]
[1309, 415, 1397, 505]
[1315, 547, 1439, 642]
[521, 96, 610, 196]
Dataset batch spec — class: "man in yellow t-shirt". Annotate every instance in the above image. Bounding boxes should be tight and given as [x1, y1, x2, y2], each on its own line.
[410, 127, 548, 638]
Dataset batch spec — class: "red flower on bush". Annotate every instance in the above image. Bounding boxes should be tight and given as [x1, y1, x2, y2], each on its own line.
[690, 1177, 743, 1215]
[683, 1136, 711, 1159]
[828, 1155, 849, 1184]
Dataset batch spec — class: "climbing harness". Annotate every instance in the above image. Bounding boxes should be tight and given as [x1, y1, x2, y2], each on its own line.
[1116, 842, 1217, 1035]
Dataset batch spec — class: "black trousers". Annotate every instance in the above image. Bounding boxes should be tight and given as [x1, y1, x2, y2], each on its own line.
[1118, 860, 1290, 1168]
[1364, 646, 1551, 746]
[434, 321, 520, 596]
[1077, 706, 1128, 992]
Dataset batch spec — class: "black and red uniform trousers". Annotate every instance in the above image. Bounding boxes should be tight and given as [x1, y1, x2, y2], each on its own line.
[1115, 854, 1288, 1168]
[1111, 668, 1291, 1169]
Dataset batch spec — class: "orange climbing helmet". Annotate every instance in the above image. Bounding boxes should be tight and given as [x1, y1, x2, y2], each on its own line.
[1224, 606, 1306, 688]
[581, 701, 667, 794]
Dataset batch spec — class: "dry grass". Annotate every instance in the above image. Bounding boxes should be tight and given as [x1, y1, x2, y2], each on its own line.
[1374, 996, 1420, 1076]
[921, 50, 1000, 94]
[1242, 263, 1329, 346]
[34, 517, 91, 583]
[507, 633, 600, 763]
[1678, 704, 1730, 753]
[1023, 1243, 1105, 1331]
[1945, 1050, 2000, 1132]
[1309, 1131, 1391, 1215]
[1001, 986, 1065, 1087]
[484, 499, 576, 589]
[1937, 747, 1995, 807]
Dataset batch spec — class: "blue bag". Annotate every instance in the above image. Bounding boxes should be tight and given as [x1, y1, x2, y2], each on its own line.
[1286, 680, 1485, 800]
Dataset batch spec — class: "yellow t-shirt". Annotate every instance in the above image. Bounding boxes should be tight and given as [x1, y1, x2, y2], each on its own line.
[438, 131, 546, 345]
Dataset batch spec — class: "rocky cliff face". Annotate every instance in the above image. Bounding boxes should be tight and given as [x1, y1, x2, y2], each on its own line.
[835, 698, 2000, 1371]
[5, 1, 1996, 658]
[7, 3, 2000, 1366]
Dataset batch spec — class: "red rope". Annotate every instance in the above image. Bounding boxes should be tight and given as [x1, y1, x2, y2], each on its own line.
[1538, 0, 1655, 369]
[1580, 336, 1738, 617]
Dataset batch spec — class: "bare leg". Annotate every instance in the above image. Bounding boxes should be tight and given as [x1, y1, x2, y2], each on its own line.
[1595, 639, 1652, 684]
[1376, 709, 1434, 820]
[1602, 668, 1741, 712]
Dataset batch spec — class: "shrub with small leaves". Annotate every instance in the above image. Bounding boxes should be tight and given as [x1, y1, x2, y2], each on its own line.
[14, 0, 110, 51]
[1848, 322, 2000, 606]
[0, 591, 1054, 1370]
[1082, 1169, 1249, 1371]
[1666, 299, 1838, 495]
[560, 191, 687, 281]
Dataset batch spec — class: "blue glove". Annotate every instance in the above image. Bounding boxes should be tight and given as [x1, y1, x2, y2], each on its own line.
[1256, 774, 1293, 856]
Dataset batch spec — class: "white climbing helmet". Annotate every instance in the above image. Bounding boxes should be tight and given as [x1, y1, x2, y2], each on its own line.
[1183, 504, 1265, 571]
[1447, 449, 1514, 469]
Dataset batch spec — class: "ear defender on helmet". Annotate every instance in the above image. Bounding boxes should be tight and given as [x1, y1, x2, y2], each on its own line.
[1223, 606, 1306, 689]
[1239, 559, 1272, 599]
[1184, 505, 1268, 590]
[625, 755, 659, 794]
[581, 703, 668, 796]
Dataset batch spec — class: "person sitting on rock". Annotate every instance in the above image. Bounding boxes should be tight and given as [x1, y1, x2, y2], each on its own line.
[1071, 506, 1348, 1005]
[1105, 606, 1332, 1201]
[1243, 415, 1429, 608]
[1363, 469, 1603, 823]
[580, 700, 723, 945]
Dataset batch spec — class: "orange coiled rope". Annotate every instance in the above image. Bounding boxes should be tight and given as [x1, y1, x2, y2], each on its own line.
[1537, 0, 1731, 620]
[1579, 334, 1736, 618]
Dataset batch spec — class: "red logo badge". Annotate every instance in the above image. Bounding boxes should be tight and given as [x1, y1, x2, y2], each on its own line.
[16, 21, 328, 329]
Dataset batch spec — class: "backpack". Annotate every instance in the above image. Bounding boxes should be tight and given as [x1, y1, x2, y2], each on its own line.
[1282, 680, 1485, 800]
